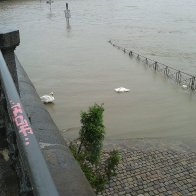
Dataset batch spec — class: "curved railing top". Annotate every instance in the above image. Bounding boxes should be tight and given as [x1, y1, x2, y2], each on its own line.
[0, 50, 59, 196]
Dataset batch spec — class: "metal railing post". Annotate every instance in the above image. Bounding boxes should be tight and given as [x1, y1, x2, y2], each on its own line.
[191, 76, 195, 90]
[154, 61, 158, 71]
[0, 29, 20, 92]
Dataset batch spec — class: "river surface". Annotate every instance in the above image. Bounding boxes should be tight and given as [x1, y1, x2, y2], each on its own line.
[1, 0, 196, 140]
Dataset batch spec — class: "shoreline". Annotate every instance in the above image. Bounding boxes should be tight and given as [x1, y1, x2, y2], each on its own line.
[104, 137, 196, 152]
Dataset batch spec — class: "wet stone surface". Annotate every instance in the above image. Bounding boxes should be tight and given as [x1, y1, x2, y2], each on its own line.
[98, 139, 196, 196]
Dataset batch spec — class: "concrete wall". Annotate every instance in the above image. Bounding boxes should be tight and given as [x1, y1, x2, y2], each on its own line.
[16, 57, 95, 195]
[0, 28, 94, 195]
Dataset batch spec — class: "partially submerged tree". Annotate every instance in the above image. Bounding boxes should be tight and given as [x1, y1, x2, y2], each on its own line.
[69, 103, 121, 193]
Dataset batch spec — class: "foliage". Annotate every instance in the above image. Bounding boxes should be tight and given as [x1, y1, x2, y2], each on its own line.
[69, 103, 121, 194]
[105, 150, 121, 180]
[78, 103, 105, 164]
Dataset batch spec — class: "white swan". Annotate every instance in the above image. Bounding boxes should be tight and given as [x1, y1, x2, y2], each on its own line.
[40, 92, 55, 103]
[114, 87, 130, 93]
[181, 84, 188, 89]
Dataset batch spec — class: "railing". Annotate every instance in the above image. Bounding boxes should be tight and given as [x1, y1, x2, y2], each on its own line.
[0, 50, 59, 195]
[109, 40, 196, 90]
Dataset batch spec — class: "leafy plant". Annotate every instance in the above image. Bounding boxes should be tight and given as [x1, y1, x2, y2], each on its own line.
[105, 150, 121, 180]
[69, 103, 121, 194]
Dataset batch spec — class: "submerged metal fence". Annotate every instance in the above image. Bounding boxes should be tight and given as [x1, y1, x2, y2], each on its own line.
[0, 50, 59, 195]
[109, 40, 196, 90]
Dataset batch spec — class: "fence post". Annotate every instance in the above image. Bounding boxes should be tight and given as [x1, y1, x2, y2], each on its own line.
[164, 66, 168, 76]
[154, 61, 158, 71]
[129, 51, 133, 56]
[177, 71, 181, 83]
[0, 29, 20, 92]
[191, 76, 195, 90]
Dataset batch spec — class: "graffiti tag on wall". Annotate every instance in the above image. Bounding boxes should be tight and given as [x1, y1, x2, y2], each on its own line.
[10, 101, 33, 145]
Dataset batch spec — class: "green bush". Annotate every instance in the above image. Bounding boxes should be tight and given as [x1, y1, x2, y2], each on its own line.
[69, 103, 121, 193]
[105, 150, 121, 180]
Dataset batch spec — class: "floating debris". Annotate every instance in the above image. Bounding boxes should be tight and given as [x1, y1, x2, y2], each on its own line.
[114, 87, 130, 93]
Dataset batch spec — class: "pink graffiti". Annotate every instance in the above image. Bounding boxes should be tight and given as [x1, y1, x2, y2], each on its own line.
[15, 115, 24, 126]
[19, 120, 33, 137]
[10, 101, 33, 145]
[11, 103, 22, 117]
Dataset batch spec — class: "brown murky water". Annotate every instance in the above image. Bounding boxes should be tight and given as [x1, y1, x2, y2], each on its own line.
[1, 0, 196, 140]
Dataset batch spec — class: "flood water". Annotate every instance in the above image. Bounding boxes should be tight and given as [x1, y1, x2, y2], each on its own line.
[1, 0, 196, 140]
